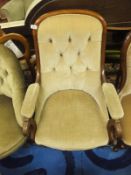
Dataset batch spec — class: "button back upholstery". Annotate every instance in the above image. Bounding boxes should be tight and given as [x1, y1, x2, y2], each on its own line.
[28, 10, 112, 150]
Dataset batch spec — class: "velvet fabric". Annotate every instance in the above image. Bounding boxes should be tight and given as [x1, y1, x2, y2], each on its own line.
[22, 12, 123, 150]
[119, 42, 131, 145]
[35, 90, 108, 150]
[0, 44, 26, 158]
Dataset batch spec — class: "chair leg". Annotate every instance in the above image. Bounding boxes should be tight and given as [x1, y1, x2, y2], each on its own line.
[112, 139, 126, 151]
[23, 117, 37, 141]
[108, 119, 122, 144]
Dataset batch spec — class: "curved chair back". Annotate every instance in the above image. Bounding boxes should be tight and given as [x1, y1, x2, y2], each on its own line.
[32, 9, 107, 124]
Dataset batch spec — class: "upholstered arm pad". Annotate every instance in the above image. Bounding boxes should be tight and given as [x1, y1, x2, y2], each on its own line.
[21, 83, 40, 118]
[102, 83, 124, 120]
[1, 0, 25, 21]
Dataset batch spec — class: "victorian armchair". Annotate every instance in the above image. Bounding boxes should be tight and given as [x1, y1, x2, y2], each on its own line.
[0, 31, 30, 158]
[21, 9, 124, 150]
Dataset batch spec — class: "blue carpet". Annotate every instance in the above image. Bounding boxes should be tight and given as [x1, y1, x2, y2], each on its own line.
[0, 144, 131, 175]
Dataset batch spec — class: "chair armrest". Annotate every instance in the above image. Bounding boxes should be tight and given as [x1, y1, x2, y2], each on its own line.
[21, 83, 40, 119]
[1, 0, 25, 21]
[102, 83, 124, 120]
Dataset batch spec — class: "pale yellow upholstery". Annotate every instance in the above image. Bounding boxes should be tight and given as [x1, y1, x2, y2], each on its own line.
[21, 83, 40, 119]
[35, 14, 108, 125]
[119, 41, 131, 145]
[102, 83, 124, 120]
[35, 90, 108, 150]
[0, 44, 26, 158]
[22, 11, 122, 150]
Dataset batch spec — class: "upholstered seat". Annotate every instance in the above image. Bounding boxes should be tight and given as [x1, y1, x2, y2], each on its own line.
[0, 0, 42, 29]
[0, 32, 29, 158]
[21, 9, 123, 150]
[119, 32, 131, 145]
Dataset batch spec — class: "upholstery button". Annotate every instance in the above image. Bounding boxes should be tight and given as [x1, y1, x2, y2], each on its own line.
[78, 51, 81, 56]
[86, 67, 89, 70]
[0, 78, 3, 85]
[53, 67, 56, 71]
[49, 38, 53, 43]
[88, 36, 91, 41]
[4, 70, 8, 77]
[68, 36, 72, 43]
[70, 66, 72, 71]
[60, 53, 63, 57]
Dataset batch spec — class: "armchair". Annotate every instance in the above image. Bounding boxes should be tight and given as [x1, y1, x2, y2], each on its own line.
[21, 9, 124, 150]
[0, 31, 30, 158]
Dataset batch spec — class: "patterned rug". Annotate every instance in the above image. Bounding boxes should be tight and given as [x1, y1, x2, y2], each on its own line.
[0, 143, 131, 175]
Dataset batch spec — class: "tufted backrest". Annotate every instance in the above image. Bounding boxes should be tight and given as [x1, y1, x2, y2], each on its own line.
[33, 10, 107, 123]
[0, 44, 26, 126]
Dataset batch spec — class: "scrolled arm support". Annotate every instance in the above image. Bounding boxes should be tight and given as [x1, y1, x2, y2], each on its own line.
[102, 83, 124, 148]
[21, 83, 40, 140]
[0, 33, 30, 62]
[23, 117, 37, 140]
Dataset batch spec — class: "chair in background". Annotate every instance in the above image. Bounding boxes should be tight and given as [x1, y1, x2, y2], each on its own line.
[0, 0, 43, 31]
[118, 32, 131, 146]
[21, 9, 124, 150]
[0, 31, 30, 159]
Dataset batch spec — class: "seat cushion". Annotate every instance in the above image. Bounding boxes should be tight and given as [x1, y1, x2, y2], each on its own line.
[0, 96, 25, 159]
[121, 94, 131, 145]
[35, 90, 108, 150]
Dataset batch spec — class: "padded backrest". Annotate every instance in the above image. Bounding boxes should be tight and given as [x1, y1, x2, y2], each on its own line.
[24, 0, 34, 13]
[33, 10, 107, 123]
[39, 15, 102, 71]
[0, 44, 25, 126]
